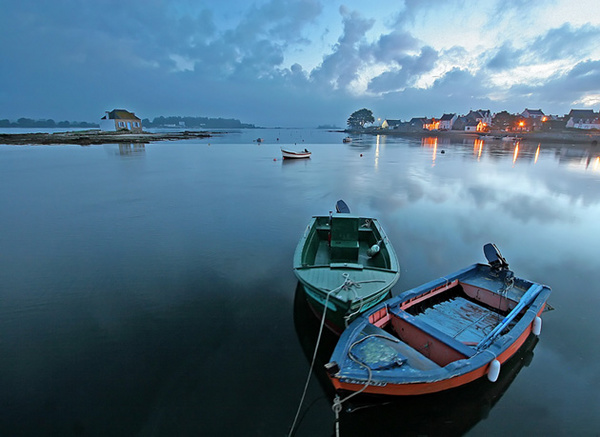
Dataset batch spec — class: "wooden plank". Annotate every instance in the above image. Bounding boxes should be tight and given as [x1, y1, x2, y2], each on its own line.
[416, 297, 500, 344]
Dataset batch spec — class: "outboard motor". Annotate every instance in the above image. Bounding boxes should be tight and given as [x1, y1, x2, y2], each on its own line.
[335, 199, 350, 214]
[484, 243, 509, 271]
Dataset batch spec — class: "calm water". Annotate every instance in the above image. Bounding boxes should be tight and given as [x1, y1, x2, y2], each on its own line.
[1, 129, 599, 436]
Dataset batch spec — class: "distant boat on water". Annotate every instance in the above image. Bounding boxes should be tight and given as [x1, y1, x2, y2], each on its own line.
[281, 148, 311, 159]
[343, 136, 352, 143]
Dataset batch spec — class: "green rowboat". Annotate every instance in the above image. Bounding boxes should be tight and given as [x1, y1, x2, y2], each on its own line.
[293, 205, 400, 332]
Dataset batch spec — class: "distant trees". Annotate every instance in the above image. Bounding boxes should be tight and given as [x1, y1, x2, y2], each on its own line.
[0, 118, 98, 128]
[347, 108, 375, 129]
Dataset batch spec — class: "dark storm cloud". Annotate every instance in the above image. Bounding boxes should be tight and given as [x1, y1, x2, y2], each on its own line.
[531, 23, 600, 62]
[0, 0, 326, 124]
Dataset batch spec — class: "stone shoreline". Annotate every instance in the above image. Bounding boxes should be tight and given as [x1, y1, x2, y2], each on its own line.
[0, 130, 213, 145]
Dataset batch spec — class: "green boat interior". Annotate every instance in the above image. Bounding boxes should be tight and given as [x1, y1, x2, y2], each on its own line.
[302, 215, 394, 270]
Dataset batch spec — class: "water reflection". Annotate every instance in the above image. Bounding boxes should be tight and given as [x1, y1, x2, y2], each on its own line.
[407, 135, 600, 170]
[555, 147, 600, 170]
[102, 143, 147, 156]
[293, 282, 540, 436]
[117, 143, 146, 156]
[420, 136, 440, 165]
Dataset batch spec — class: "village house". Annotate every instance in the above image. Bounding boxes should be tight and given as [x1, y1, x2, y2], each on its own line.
[438, 113, 457, 130]
[381, 119, 403, 129]
[565, 109, 600, 130]
[100, 109, 143, 133]
[423, 118, 439, 130]
[521, 108, 545, 119]
[466, 109, 493, 126]
[520, 108, 546, 131]
[409, 117, 428, 131]
[464, 120, 481, 132]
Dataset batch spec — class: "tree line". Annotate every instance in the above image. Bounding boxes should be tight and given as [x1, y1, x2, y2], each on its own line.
[0, 118, 99, 128]
[0, 116, 256, 129]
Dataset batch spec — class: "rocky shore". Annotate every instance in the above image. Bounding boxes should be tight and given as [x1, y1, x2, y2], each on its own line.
[0, 130, 213, 145]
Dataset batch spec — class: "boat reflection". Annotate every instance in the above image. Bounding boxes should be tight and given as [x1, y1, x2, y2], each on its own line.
[293, 282, 540, 436]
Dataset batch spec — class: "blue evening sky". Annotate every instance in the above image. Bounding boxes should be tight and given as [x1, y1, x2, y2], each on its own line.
[1, 0, 599, 127]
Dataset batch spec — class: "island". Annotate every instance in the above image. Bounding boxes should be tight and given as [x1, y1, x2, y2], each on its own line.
[0, 130, 213, 146]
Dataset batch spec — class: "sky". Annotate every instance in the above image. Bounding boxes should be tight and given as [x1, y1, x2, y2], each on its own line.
[1, 0, 600, 128]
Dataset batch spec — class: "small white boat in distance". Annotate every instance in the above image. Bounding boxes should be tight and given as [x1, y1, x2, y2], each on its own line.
[343, 136, 352, 143]
[281, 147, 311, 159]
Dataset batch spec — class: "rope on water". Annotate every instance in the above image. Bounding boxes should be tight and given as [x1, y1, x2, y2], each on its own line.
[333, 395, 342, 437]
[288, 273, 385, 437]
[288, 282, 338, 437]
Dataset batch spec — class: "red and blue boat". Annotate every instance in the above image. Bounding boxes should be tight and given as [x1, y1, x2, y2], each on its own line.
[325, 244, 551, 396]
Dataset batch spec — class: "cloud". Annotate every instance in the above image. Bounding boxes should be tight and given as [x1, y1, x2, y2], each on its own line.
[486, 43, 524, 70]
[370, 31, 421, 63]
[486, 23, 600, 72]
[531, 23, 600, 62]
[367, 46, 439, 93]
[500, 59, 600, 110]
[309, 7, 375, 90]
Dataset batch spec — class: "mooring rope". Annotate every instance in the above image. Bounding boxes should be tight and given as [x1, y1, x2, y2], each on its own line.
[288, 273, 386, 436]
[342, 276, 386, 327]
[288, 283, 338, 436]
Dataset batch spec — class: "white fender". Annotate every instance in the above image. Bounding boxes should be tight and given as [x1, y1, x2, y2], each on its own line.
[533, 316, 542, 336]
[487, 359, 501, 382]
[367, 244, 380, 257]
